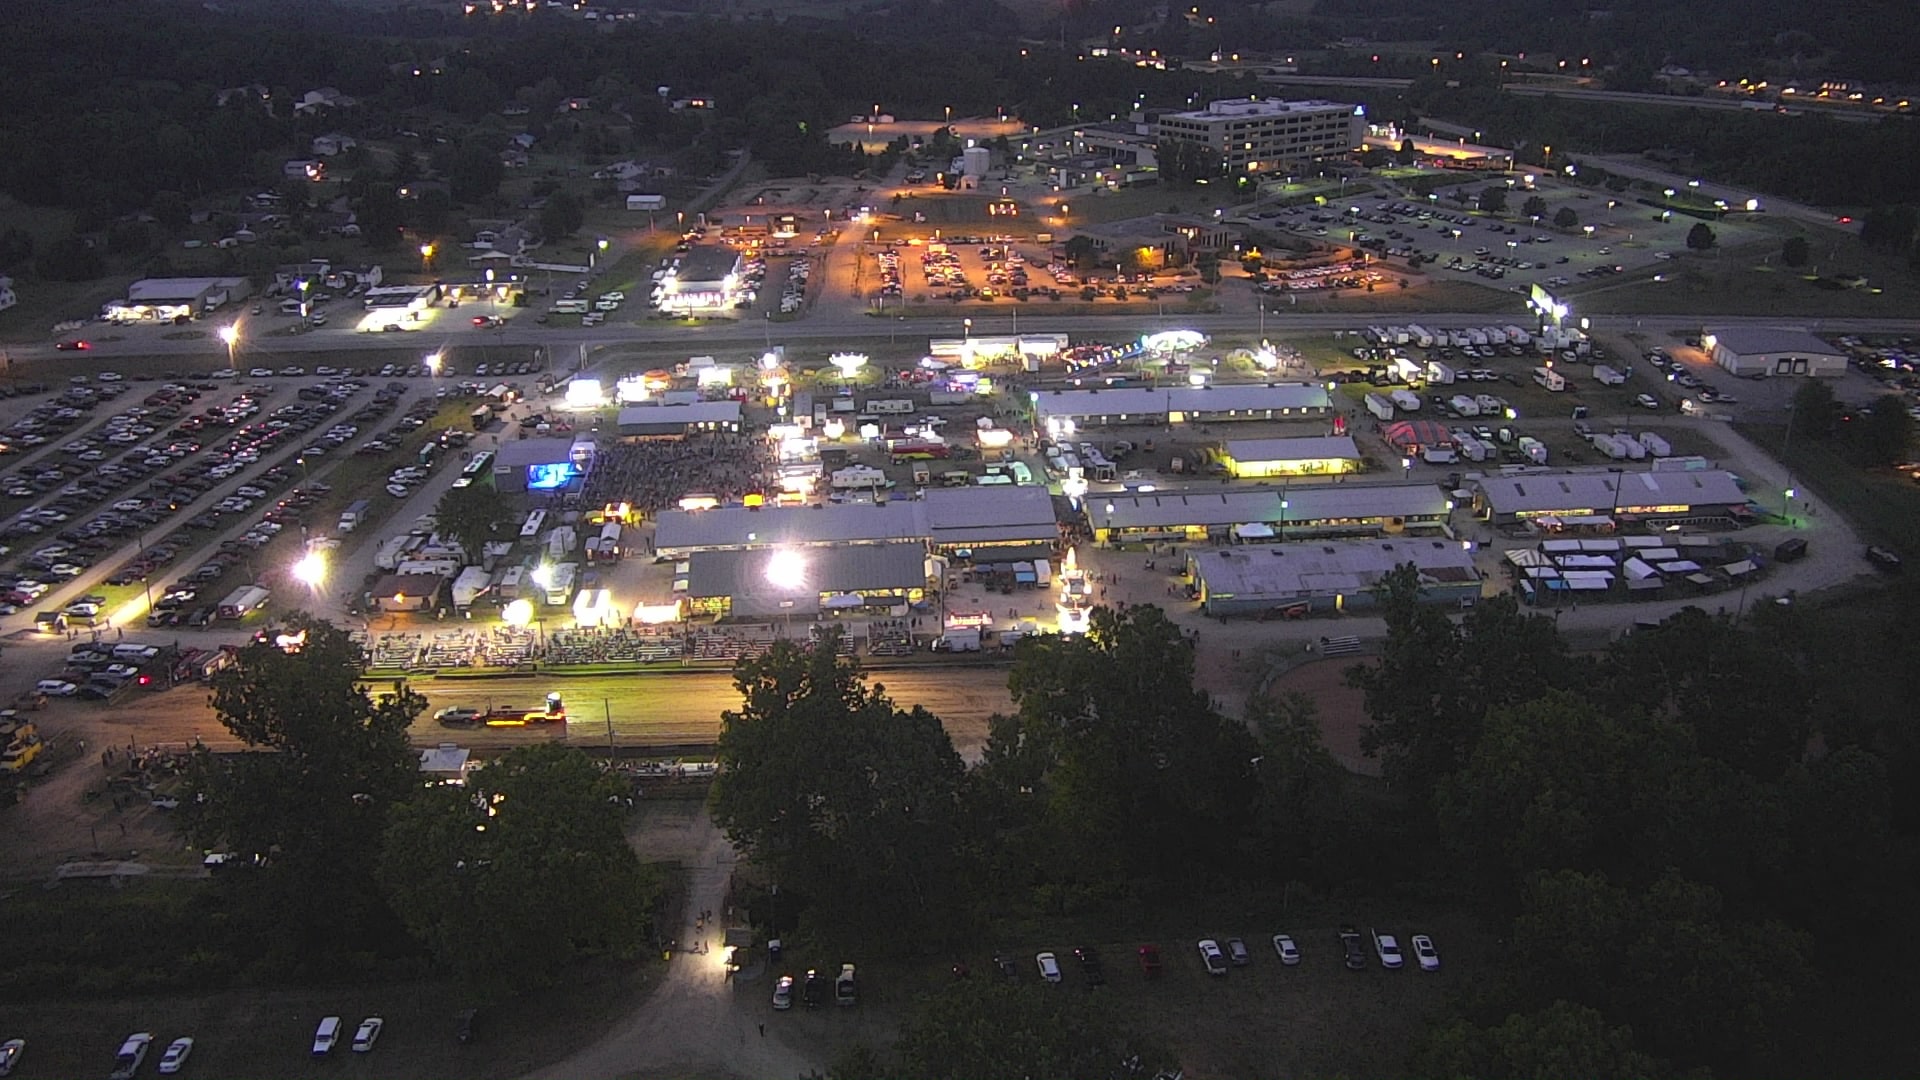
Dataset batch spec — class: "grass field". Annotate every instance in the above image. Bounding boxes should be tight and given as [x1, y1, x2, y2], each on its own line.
[1581, 229, 1919, 318]
[1737, 421, 1920, 554]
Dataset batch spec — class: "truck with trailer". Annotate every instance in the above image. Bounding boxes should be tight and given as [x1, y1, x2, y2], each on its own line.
[216, 585, 271, 620]
[1517, 437, 1549, 464]
[1364, 393, 1396, 421]
[451, 566, 493, 611]
[1592, 365, 1628, 386]
[1448, 394, 1480, 417]
[932, 628, 982, 652]
[1638, 432, 1672, 457]
[1389, 389, 1422, 412]
[1408, 324, 1435, 348]
[1533, 367, 1567, 392]
[337, 499, 372, 534]
[1427, 361, 1456, 385]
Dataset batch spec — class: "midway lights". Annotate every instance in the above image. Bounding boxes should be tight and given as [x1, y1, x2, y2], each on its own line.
[829, 353, 869, 378]
[1044, 415, 1079, 440]
[530, 562, 556, 591]
[1142, 329, 1207, 353]
[565, 378, 607, 409]
[1252, 347, 1280, 371]
[615, 375, 650, 403]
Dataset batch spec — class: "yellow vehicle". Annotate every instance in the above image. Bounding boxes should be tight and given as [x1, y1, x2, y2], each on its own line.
[0, 738, 44, 773]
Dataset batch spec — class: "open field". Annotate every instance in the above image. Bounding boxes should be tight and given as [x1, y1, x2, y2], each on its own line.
[1580, 228, 1919, 318]
[1737, 421, 1920, 555]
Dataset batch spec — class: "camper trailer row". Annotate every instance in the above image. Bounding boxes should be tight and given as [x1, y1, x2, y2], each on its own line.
[1364, 325, 1536, 352]
[1588, 431, 1673, 461]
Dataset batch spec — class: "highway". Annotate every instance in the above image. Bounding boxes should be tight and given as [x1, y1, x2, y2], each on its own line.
[89, 664, 1017, 759]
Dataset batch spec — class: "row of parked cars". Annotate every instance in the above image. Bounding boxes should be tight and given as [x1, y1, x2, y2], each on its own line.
[1002, 927, 1441, 987]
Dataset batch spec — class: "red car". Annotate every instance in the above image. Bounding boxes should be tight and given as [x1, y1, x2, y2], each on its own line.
[1137, 944, 1163, 979]
[55, 340, 91, 351]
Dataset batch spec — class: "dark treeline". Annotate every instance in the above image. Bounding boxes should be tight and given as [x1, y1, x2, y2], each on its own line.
[716, 579, 1920, 1079]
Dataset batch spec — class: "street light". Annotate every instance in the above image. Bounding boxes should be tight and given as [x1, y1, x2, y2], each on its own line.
[218, 324, 239, 370]
[420, 243, 435, 273]
[592, 237, 608, 269]
[425, 351, 443, 377]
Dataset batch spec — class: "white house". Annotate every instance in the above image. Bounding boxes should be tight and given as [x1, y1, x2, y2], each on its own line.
[293, 87, 357, 115]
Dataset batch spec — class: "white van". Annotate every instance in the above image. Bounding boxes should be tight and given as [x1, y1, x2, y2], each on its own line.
[312, 1016, 342, 1056]
[112, 644, 160, 662]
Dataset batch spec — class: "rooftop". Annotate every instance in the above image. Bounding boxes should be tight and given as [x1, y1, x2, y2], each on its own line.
[617, 401, 743, 430]
[667, 245, 742, 286]
[1703, 326, 1844, 357]
[1163, 97, 1361, 121]
[1222, 436, 1361, 463]
[686, 542, 927, 616]
[1032, 383, 1331, 419]
[1191, 537, 1478, 598]
[1473, 469, 1748, 514]
[655, 486, 1063, 553]
[1089, 482, 1449, 530]
[494, 437, 582, 469]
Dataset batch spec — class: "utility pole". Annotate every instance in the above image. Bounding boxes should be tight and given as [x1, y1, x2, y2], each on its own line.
[605, 697, 616, 757]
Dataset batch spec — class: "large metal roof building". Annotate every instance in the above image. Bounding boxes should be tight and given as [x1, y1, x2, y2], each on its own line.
[685, 542, 930, 619]
[1031, 383, 1332, 427]
[653, 486, 1063, 559]
[1188, 537, 1481, 617]
[1470, 469, 1749, 526]
[1086, 482, 1451, 544]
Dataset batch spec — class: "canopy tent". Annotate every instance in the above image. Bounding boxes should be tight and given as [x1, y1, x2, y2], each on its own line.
[1234, 522, 1277, 539]
[1380, 420, 1455, 451]
[1557, 554, 1619, 569]
[1721, 559, 1760, 578]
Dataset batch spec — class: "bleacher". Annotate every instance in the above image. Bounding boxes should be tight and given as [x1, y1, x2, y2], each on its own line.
[545, 626, 684, 665]
[687, 625, 776, 662]
[864, 619, 916, 657]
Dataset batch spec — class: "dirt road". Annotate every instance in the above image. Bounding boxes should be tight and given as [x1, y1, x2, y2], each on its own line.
[528, 806, 822, 1080]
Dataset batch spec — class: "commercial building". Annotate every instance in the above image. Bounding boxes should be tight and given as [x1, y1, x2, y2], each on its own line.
[1188, 538, 1482, 617]
[657, 246, 745, 313]
[492, 437, 596, 495]
[1031, 383, 1333, 429]
[1154, 97, 1365, 174]
[1470, 469, 1749, 527]
[653, 486, 1062, 560]
[104, 277, 251, 322]
[1702, 327, 1846, 378]
[683, 542, 930, 619]
[1085, 482, 1451, 545]
[1217, 435, 1361, 478]
[616, 402, 744, 438]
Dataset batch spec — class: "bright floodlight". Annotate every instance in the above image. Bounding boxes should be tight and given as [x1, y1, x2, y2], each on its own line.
[765, 549, 807, 590]
[218, 325, 239, 347]
[425, 351, 443, 373]
[292, 550, 327, 588]
[502, 598, 534, 627]
[530, 563, 555, 590]
[828, 352, 868, 377]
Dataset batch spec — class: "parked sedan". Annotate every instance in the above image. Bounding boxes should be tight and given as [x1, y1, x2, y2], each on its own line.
[35, 679, 77, 697]
[0, 1039, 23, 1078]
[772, 974, 794, 1010]
[1196, 939, 1228, 976]
[351, 1017, 383, 1053]
[1035, 951, 1062, 983]
[1410, 934, 1440, 972]
[157, 1036, 194, 1074]
[1271, 934, 1301, 966]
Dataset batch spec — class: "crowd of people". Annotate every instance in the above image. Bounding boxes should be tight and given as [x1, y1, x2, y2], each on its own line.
[582, 433, 779, 518]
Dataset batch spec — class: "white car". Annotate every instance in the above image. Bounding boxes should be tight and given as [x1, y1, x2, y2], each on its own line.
[0, 1038, 24, 1077]
[35, 680, 78, 697]
[352, 1017, 382, 1053]
[110, 1033, 153, 1080]
[1635, 393, 1661, 409]
[1271, 934, 1301, 966]
[772, 974, 794, 1010]
[1372, 929, 1405, 970]
[1410, 934, 1440, 972]
[311, 1016, 341, 1056]
[157, 1036, 194, 1074]
[1197, 939, 1228, 976]
[249, 368, 273, 378]
[98, 371, 124, 382]
[1035, 951, 1062, 983]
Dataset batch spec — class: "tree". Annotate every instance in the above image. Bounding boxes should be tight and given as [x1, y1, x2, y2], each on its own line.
[1244, 692, 1349, 879]
[1062, 234, 1097, 271]
[0, 227, 31, 270]
[1791, 377, 1839, 438]
[106, 219, 153, 256]
[1781, 235, 1811, 267]
[539, 190, 585, 239]
[710, 630, 969, 944]
[379, 744, 661, 993]
[181, 615, 425, 957]
[1478, 186, 1508, 214]
[1686, 222, 1717, 250]
[434, 482, 516, 562]
[1854, 393, 1913, 465]
[1411, 1000, 1664, 1080]
[150, 191, 190, 232]
[1553, 206, 1579, 229]
[1522, 194, 1548, 220]
[979, 605, 1259, 898]
[887, 978, 1174, 1080]
[448, 143, 505, 204]
[35, 233, 104, 281]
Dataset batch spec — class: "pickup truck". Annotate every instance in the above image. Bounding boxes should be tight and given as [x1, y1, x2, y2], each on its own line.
[1338, 926, 1366, 971]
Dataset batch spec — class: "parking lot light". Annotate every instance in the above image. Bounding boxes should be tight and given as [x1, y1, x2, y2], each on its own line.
[293, 550, 327, 590]
[218, 324, 239, 369]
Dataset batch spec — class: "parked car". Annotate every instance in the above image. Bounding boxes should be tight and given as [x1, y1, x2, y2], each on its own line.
[1866, 546, 1904, 573]
[772, 974, 794, 1010]
[992, 954, 1019, 979]
[1372, 928, 1405, 970]
[312, 1016, 341, 1056]
[1036, 951, 1062, 983]
[1410, 934, 1440, 972]
[110, 1033, 153, 1080]
[157, 1036, 194, 1074]
[1338, 926, 1366, 971]
[1271, 934, 1301, 966]
[0, 1038, 24, 1078]
[1072, 947, 1105, 986]
[352, 1017, 383, 1053]
[1226, 938, 1251, 966]
[1197, 939, 1228, 976]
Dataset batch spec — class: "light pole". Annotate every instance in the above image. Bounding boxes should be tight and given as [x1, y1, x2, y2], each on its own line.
[425, 351, 443, 379]
[218, 324, 239, 370]
[420, 243, 434, 274]
[595, 237, 609, 270]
